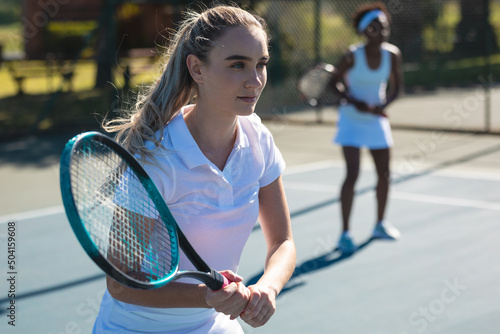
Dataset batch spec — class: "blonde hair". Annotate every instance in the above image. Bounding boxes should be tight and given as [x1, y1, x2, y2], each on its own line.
[104, 4, 268, 161]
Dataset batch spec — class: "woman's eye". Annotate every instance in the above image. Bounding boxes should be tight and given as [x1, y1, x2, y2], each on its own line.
[257, 62, 268, 69]
[232, 62, 244, 69]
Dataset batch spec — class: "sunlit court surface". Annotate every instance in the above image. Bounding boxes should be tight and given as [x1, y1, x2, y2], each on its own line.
[1, 107, 500, 333]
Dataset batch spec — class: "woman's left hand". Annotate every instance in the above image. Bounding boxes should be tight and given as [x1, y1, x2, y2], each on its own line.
[240, 284, 277, 328]
[372, 105, 388, 117]
[205, 271, 250, 320]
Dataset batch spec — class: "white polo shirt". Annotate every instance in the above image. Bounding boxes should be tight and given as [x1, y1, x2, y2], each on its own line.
[143, 105, 285, 275]
[93, 105, 285, 333]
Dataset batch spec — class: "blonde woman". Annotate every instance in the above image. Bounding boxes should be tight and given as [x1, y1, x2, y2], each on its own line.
[92, 4, 296, 333]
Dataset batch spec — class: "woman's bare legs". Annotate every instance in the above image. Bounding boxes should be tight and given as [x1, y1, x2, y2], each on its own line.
[369, 148, 390, 223]
[340, 146, 361, 232]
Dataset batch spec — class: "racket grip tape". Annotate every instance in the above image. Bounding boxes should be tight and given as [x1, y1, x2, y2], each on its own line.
[208, 269, 230, 291]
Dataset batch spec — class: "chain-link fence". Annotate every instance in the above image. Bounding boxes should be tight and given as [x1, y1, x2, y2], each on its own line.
[5, 0, 500, 133]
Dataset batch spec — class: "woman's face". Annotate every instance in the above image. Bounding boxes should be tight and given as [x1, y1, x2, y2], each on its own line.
[196, 25, 269, 118]
[364, 16, 390, 45]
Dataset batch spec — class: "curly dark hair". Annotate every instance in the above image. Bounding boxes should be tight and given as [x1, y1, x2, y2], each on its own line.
[352, 2, 391, 32]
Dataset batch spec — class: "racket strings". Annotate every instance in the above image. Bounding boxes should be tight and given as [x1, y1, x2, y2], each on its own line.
[70, 139, 176, 284]
[298, 69, 332, 99]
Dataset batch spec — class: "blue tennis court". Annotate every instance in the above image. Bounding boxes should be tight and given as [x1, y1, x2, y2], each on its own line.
[1, 155, 499, 333]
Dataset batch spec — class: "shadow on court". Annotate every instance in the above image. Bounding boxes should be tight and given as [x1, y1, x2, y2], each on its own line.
[255, 142, 500, 229]
[244, 141, 500, 302]
[0, 273, 105, 315]
[245, 237, 381, 297]
[0, 132, 76, 167]
[390, 144, 500, 185]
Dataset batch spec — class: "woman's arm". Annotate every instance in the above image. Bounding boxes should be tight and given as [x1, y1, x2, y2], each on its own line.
[385, 46, 404, 107]
[107, 270, 249, 315]
[330, 51, 373, 112]
[107, 276, 209, 307]
[373, 45, 404, 115]
[329, 51, 351, 99]
[240, 175, 296, 328]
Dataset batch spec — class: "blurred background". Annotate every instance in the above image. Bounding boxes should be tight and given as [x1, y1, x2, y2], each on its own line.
[0, 0, 499, 139]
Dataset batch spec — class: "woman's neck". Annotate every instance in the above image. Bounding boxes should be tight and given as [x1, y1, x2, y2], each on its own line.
[365, 41, 382, 52]
[184, 105, 238, 170]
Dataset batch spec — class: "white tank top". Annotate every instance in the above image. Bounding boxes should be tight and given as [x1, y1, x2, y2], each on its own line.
[345, 42, 391, 107]
[333, 43, 394, 149]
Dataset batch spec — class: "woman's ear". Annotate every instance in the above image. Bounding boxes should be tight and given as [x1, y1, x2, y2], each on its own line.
[186, 54, 204, 85]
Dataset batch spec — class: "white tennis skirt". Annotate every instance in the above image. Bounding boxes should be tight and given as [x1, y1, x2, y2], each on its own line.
[92, 290, 244, 334]
[333, 104, 393, 149]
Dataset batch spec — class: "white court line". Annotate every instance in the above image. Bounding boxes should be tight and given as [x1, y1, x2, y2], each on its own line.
[2, 161, 500, 224]
[285, 181, 338, 193]
[392, 191, 500, 211]
[286, 179, 500, 211]
[284, 159, 500, 181]
[284, 161, 500, 211]
[0, 205, 64, 224]
[284, 160, 341, 175]
[432, 169, 500, 181]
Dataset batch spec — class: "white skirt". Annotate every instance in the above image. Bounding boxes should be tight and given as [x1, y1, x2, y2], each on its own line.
[334, 104, 393, 149]
[92, 290, 244, 334]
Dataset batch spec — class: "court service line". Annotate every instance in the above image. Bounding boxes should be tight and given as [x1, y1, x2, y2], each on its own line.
[391, 191, 500, 211]
[0, 205, 64, 224]
[284, 158, 500, 182]
[285, 178, 500, 211]
[2, 159, 499, 224]
[284, 160, 340, 175]
[285, 181, 338, 193]
[432, 169, 500, 181]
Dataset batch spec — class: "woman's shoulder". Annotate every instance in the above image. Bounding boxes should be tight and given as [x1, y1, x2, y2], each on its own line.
[336, 43, 362, 69]
[239, 113, 274, 141]
[140, 126, 176, 168]
[382, 42, 401, 56]
[349, 42, 364, 51]
[240, 113, 263, 130]
[346, 43, 363, 56]
[143, 125, 172, 151]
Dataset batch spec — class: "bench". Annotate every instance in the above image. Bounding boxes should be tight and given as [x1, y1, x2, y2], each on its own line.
[3, 53, 74, 96]
[118, 48, 159, 90]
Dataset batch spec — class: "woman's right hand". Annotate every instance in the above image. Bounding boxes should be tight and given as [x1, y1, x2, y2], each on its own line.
[205, 270, 250, 320]
[372, 105, 388, 117]
[351, 99, 387, 117]
[351, 99, 373, 112]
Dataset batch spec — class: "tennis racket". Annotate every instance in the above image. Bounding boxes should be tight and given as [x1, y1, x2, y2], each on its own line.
[297, 63, 335, 106]
[60, 131, 229, 290]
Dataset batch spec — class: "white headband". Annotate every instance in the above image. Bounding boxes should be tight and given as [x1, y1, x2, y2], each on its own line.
[358, 9, 386, 33]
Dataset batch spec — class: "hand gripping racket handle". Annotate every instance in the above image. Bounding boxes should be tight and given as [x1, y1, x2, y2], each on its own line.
[208, 269, 230, 291]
